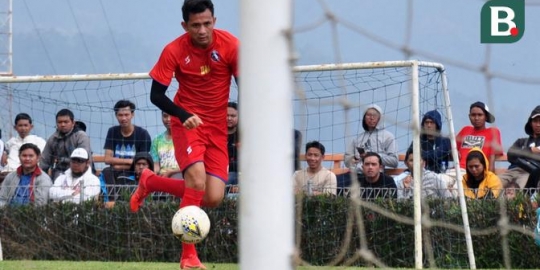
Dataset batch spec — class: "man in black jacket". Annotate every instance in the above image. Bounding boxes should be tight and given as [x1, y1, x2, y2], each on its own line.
[500, 105, 540, 190]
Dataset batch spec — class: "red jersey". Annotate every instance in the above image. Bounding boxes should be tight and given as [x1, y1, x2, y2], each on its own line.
[456, 126, 503, 168]
[150, 29, 239, 124]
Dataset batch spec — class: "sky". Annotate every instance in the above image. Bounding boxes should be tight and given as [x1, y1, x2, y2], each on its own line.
[4, 0, 540, 158]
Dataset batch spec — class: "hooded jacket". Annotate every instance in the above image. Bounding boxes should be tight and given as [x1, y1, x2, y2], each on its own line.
[409, 110, 451, 173]
[130, 152, 155, 174]
[506, 106, 540, 171]
[345, 104, 398, 170]
[462, 147, 503, 199]
[40, 126, 92, 173]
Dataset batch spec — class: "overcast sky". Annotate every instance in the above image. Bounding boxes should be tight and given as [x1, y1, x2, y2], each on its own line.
[7, 0, 540, 155]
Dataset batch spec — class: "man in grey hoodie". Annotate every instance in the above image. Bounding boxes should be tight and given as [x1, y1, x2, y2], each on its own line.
[345, 104, 398, 173]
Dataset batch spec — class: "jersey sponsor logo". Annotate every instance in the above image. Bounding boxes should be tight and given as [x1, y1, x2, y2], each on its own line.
[210, 50, 220, 62]
[462, 135, 485, 149]
[187, 146, 192, 155]
[184, 55, 191, 65]
[200, 65, 210, 75]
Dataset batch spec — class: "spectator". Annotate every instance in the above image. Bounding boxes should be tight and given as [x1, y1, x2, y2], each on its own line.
[456, 101, 503, 172]
[102, 152, 154, 207]
[0, 143, 52, 207]
[462, 147, 503, 199]
[409, 109, 451, 173]
[345, 104, 398, 173]
[0, 138, 3, 172]
[394, 148, 451, 199]
[131, 152, 154, 181]
[227, 102, 239, 186]
[355, 152, 397, 199]
[504, 182, 520, 200]
[151, 112, 182, 178]
[1, 113, 47, 182]
[294, 129, 302, 171]
[499, 105, 540, 190]
[293, 141, 337, 196]
[49, 148, 100, 204]
[101, 100, 152, 207]
[40, 109, 92, 181]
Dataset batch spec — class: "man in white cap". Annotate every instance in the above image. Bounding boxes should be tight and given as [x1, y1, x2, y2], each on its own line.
[49, 148, 100, 204]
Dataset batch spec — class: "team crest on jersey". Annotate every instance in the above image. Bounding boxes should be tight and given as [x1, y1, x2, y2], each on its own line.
[210, 50, 220, 62]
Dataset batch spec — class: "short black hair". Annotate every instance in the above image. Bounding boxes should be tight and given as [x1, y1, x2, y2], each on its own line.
[404, 147, 427, 163]
[114, 100, 136, 113]
[56, 109, 74, 121]
[362, 152, 382, 166]
[182, 0, 214, 23]
[19, 143, 41, 156]
[14, 113, 32, 125]
[228, 101, 238, 110]
[305, 141, 325, 155]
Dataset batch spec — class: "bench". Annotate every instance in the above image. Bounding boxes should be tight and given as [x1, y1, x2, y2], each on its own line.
[92, 153, 509, 177]
[299, 153, 509, 176]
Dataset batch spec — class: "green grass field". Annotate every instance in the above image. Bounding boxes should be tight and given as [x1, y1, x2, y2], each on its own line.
[0, 260, 366, 269]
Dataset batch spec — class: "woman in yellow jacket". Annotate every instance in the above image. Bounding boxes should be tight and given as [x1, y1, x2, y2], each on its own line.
[462, 147, 503, 199]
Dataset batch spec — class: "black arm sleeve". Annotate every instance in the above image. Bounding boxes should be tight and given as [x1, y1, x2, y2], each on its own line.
[149, 79, 193, 123]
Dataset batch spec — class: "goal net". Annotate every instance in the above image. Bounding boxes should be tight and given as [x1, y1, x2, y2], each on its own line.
[0, 62, 537, 268]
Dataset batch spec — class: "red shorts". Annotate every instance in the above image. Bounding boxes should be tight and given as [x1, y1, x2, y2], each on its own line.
[170, 116, 229, 182]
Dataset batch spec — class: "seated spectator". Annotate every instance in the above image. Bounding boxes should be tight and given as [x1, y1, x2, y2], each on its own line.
[500, 105, 540, 190]
[445, 102, 503, 193]
[394, 149, 451, 199]
[132, 152, 154, 180]
[40, 109, 92, 181]
[227, 102, 240, 188]
[102, 152, 154, 207]
[455, 101, 503, 171]
[0, 143, 52, 207]
[0, 138, 4, 172]
[293, 141, 337, 196]
[294, 129, 302, 171]
[504, 182, 520, 200]
[101, 100, 151, 208]
[49, 148, 100, 204]
[462, 147, 503, 199]
[409, 109, 451, 173]
[354, 152, 397, 199]
[151, 112, 182, 179]
[1, 113, 47, 182]
[345, 104, 398, 173]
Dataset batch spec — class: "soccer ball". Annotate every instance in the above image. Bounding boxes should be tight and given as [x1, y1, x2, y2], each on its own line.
[171, 206, 211, 244]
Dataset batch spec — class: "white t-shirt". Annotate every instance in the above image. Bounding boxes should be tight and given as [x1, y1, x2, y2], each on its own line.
[3, 135, 47, 172]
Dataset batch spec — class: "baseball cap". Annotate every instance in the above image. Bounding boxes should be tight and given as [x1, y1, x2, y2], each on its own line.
[70, 148, 89, 160]
[470, 101, 495, 123]
[531, 114, 540, 119]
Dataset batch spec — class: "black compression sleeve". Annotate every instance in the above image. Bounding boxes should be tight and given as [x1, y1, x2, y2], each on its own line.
[149, 79, 193, 123]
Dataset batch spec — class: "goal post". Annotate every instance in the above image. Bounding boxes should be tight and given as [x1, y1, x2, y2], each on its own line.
[292, 60, 475, 268]
[0, 60, 477, 268]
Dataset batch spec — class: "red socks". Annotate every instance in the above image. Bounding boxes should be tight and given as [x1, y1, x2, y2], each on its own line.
[180, 188, 206, 258]
[146, 174, 186, 197]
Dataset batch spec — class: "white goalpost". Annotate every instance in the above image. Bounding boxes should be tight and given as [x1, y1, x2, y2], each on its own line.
[239, 0, 295, 270]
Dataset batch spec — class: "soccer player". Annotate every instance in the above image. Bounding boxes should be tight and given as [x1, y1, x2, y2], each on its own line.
[130, 0, 238, 269]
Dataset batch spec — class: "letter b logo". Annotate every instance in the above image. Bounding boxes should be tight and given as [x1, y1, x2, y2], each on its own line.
[481, 0, 525, 43]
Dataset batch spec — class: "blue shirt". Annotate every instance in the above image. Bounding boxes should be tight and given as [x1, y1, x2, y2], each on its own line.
[10, 173, 33, 206]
